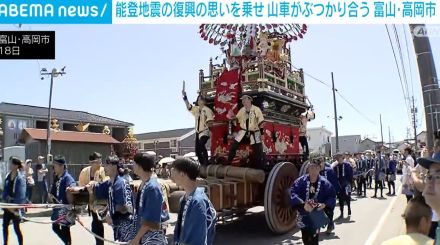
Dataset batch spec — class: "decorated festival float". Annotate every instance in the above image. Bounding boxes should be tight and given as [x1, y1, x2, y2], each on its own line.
[188, 23, 312, 233]
[69, 24, 313, 235]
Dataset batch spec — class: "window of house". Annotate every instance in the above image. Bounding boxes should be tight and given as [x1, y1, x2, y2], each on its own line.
[36, 120, 48, 129]
[88, 125, 103, 133]
[170, 139, 178, 148]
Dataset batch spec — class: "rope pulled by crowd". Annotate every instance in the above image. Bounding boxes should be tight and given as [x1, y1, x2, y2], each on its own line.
[0, 202, 70, 209]
[75, 216, 128, 245]
[1, 202, 128, 245]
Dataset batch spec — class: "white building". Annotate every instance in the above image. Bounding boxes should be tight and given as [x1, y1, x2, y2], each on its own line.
[331, 135, 362, 154]
[358, 138, 380, 152]
[307, 127, 332, 156]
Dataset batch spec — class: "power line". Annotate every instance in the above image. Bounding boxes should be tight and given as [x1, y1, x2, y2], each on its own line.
[392, 24, 413, 126]
[392, 24, 419, 136]
[385, 24, 412, 122]
[403, 24, 416, 99]
[335, 90, 377, 125]
[292, 64, 378, 125]
[393, 24, 411, 101]
[302, 70, 332, 89]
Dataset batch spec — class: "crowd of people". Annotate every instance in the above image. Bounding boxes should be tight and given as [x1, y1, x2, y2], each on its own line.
[2, 146, 438, 245]
[290, 142, 440, 245]
[2, 153, 217, 245]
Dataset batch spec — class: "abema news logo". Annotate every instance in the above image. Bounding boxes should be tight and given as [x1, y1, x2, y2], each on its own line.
[0, 0, 111, 24]
[413, 25, 440, 38]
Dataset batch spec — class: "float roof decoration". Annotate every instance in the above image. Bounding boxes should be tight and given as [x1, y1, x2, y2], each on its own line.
[199, 24, 308, 46]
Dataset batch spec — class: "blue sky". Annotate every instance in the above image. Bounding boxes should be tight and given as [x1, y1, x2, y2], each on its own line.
[0, 24, 439, 142]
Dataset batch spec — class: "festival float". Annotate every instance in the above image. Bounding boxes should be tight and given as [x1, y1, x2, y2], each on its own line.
[188, 23, 311, 233]
[69, 24, 312, 234]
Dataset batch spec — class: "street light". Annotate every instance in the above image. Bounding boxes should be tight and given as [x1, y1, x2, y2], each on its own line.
[40, 67, 66, 162]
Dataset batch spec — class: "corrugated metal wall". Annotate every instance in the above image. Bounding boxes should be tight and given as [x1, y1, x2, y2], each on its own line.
[25, 141, 112, 180]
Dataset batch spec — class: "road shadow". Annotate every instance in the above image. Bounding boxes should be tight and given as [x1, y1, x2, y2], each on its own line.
[319, 232, 341, 242]
[355, 195, 367, 199]
[334, 217, 356, 225]
[213, 210, 302, 245]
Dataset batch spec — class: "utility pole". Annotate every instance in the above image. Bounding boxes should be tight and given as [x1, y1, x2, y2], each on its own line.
[332, 72, 339, 153]
[388, 126, 392, 151]
[40, 67, 66, 161]
[411, 96, 418, 153]
[409, 24, 440, 153]
[380, 114, 384, 150]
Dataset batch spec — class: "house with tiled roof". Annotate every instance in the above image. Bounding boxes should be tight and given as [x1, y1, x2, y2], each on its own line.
[136, 128, 201, 158]
[0, 102, 133, 166]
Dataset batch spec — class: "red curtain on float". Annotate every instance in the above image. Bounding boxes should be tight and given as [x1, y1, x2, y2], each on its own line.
[213, 69, 241, 121]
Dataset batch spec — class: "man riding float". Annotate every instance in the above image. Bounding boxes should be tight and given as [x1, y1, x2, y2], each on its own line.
[182, 82, 214, 166]
[227, 94, 265, 169]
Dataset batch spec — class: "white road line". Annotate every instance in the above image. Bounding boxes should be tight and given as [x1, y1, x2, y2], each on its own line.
[364, 184, 403, 245]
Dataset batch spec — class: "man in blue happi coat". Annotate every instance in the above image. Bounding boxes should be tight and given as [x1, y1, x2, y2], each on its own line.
[319, 157, 339, 234]
[2, 157, 26, 245]
[171, 158, 217, 245]
[365, 151, 375, 188]
[333, 153, 353, 219]
[50, 155, 76, 245]
[387, 153, 397, 195]
[290, 158, 336, 245]
[356, 153, 368, 197]
[372, 151, 387, 198]
[87, 156, 134, 242]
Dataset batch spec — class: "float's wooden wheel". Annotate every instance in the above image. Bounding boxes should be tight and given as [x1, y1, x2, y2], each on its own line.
[264, 162, 298, 234]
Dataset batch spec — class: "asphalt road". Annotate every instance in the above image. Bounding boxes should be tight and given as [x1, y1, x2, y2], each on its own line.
[213, 182, 406, 245]
[0, 178, 407, 245]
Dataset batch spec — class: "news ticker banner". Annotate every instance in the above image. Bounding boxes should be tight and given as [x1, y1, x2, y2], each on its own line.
[0, 0, 438, 24]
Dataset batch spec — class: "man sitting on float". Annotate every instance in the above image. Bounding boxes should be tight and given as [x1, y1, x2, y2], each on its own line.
[227, 94, 265, 169]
